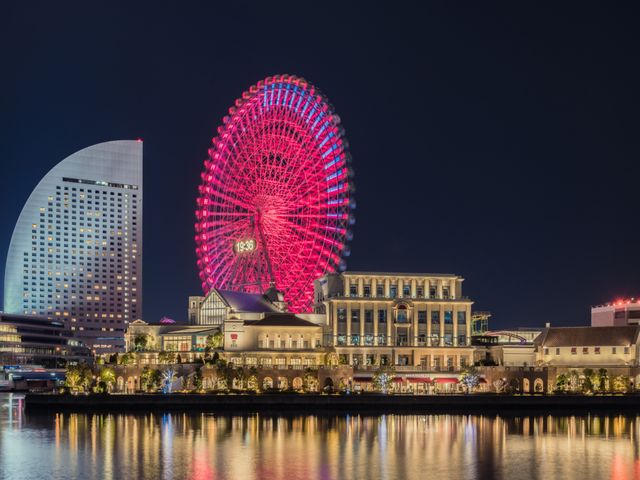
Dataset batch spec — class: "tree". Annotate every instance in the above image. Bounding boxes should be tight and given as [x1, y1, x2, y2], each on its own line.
[192, 366, 203, 392]
[161, 368, 177, 394]
[303, 368, 319, 392]
[612, 375, 630, 393]
[65, 364, 92, 393]
[99, 367, 116, 392]
[119, 352, 137, 366]
[133, 334, 149, 352]
[372, 365, 395, 394]
[460, 366, 480, 393]
[492, 378, 506, 394]
[555, 374, 568, 392]
[158, 351, 177, 364]
[597, 368, 608, 393]
[568, 370, 580, 392]
[141, 367, 162, 392]
[206, 332, 223, 350]
[582, 368, 595, 393]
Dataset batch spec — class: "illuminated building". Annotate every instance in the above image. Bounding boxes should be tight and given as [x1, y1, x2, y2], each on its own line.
[3, 140, 143, 353]
[0, 312, 91, 367]
[591, 299, 640, 326]
[187, 288, 282, 326]
[314, 272, 478, 382]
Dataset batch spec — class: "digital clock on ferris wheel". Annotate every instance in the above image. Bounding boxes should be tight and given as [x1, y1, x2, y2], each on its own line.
[234, 239, 256, 254]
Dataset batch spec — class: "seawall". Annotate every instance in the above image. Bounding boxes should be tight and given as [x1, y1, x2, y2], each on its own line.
[24, 393, 640, 413]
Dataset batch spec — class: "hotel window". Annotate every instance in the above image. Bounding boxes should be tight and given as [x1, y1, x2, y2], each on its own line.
[376, 285, 384, 297]
[416, 286, 424, 298]
[378, 309, 386, 323]
[418, 311, 427, 324]
[429, 284, 436, 298]
[544, 348, 549, 355]
[291, 340, 297, 349]
[351, 309, 360, 323]
[595, 347, 600, 354]
[349, 284, 357, 296]
[365, 309, 373, 323]
[556, 348, 560, 355]
[431, 310, 440, 324]
[624, 347, 630, 354]
[363, 285, 371, 297]
[402, 285, 410, 297]
[457, 311, 466, 324]
[390, 285, 397, 298]
[612, 347, 617, 354]
[442, 286, 450, 299]
[444, 311, 453, 324]
[582, 347, 588, 354]
[337, 308, 346, 323]
[571, 347, 577, 355]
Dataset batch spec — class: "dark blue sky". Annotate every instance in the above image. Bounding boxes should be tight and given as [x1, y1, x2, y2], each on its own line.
[2, 3, 640, 330]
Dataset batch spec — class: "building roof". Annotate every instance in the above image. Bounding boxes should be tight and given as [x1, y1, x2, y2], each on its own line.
[535, 326, 640, 347]
[245, 313, 320, 327]
[342, 271, 461, 278]
[216, 289, 280, 313]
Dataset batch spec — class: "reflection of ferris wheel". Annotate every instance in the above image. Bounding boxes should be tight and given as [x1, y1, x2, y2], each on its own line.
[195, 74, 354, 312]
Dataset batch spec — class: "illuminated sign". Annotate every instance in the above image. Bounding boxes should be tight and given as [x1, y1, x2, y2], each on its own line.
[234, 239, 256, 254]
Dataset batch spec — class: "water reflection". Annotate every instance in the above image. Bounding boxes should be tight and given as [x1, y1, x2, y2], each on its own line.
[1, 394, 640, 479]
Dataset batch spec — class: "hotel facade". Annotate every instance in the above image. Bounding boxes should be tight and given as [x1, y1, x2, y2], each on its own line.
[314, 272, 476, 370]
[3, 140, 143, 353]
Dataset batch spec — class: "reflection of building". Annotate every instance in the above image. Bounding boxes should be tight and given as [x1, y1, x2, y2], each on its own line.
[3, 140, 143, 354]
[314, 272, 477, 372]
[592, 299, 640, 326]
[0, 312, 92, 367]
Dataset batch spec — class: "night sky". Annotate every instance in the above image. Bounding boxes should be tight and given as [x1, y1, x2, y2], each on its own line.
[2, 3, 640, 330]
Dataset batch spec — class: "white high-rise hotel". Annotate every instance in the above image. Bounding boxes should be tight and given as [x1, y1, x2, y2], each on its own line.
[3, 140, 143, 353]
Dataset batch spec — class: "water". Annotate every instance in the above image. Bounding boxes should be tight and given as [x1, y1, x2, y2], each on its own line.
[1, 394, 640, 480]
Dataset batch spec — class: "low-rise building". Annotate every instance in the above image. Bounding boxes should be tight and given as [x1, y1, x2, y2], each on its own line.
[0, 312, 92, 367]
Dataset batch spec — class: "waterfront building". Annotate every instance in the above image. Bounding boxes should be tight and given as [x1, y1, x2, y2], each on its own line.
[314, 272, 476, 370]
[187, 287, 282, 326]
[0, 312, 92, 367]
[223, 312, 326, 369]
[591, 299, 640, 326]
[3, 140, 143, 354]
[535, 325, 640, 368]
[125, 319, 220, 363]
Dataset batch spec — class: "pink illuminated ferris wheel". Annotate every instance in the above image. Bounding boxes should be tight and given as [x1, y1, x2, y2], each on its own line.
[195, 74, 354, 312]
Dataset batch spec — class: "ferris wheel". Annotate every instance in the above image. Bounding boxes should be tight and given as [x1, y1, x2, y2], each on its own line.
[195, 74, 354, 312]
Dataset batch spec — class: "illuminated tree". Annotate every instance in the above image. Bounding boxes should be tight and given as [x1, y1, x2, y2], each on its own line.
[141, 367, 162, 392]
[158, 351, 177, 364]
[555, 374, 568, 392]
[597, 368, 609, 393]
[460, 366, 480, 393]
[133, 334, 150, 352]
[303, 368, 319, 392]
[99, 367, 116, 392]
[161, 368, 177, 394]
[119, 352, 137, 366]
[372, 366, 395, 394]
